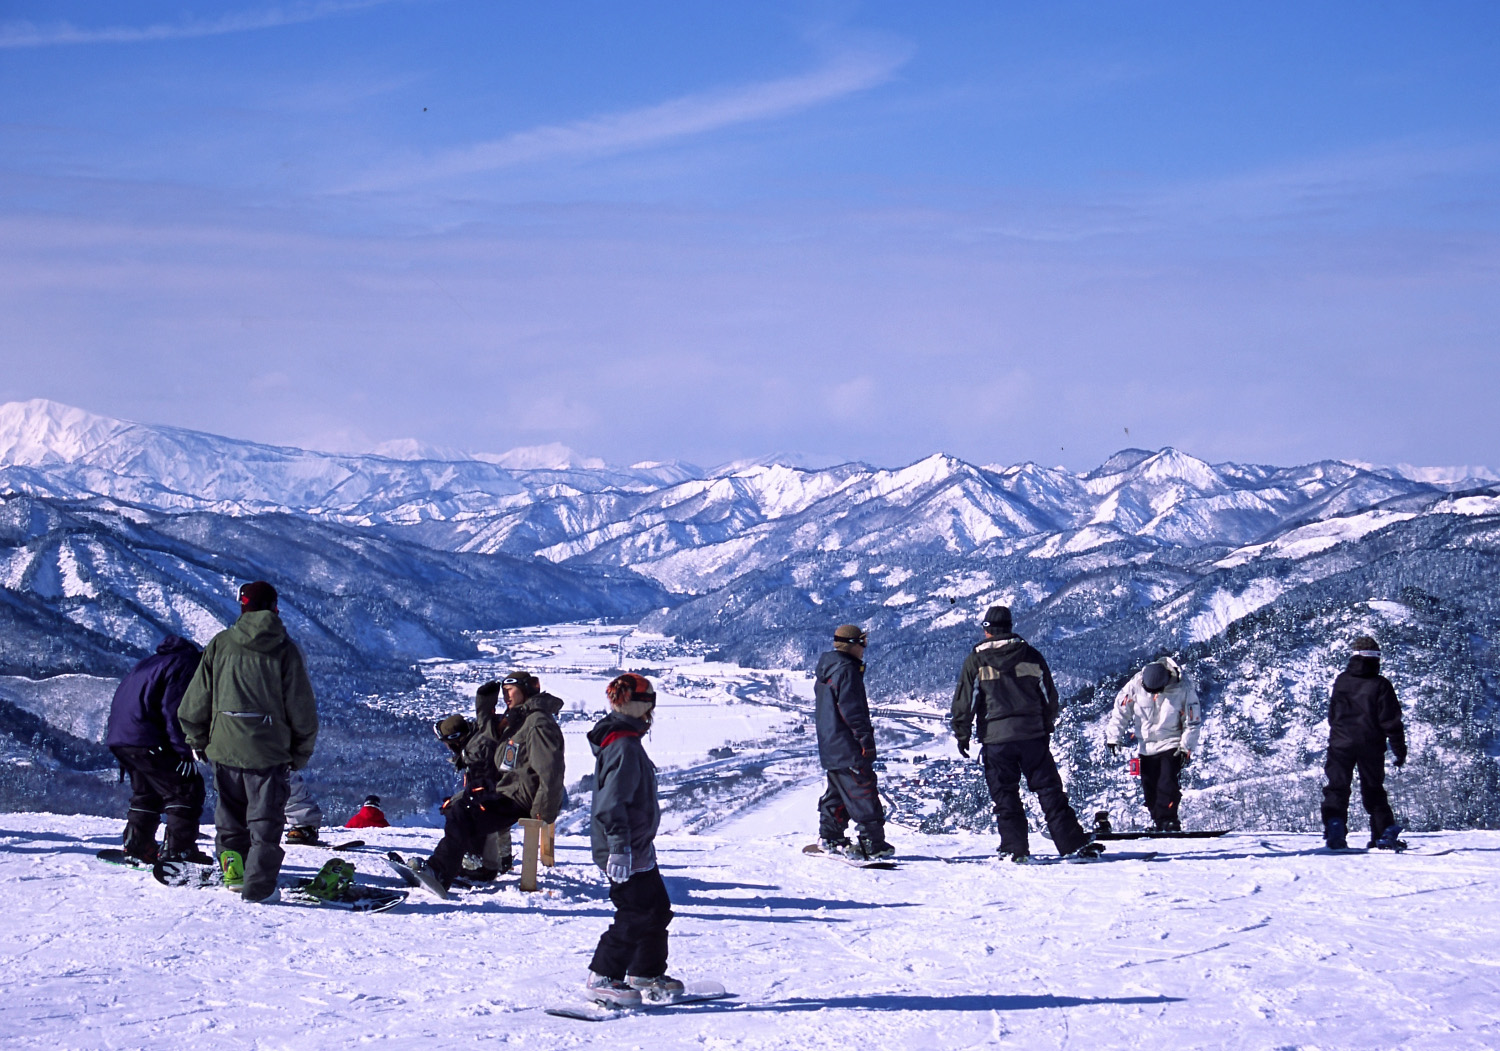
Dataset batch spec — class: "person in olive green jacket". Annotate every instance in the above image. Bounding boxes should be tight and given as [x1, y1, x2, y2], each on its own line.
[413, 670, 565, 893]
[178, 581, 318, 903]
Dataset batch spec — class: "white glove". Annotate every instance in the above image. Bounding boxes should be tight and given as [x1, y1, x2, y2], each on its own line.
[605, 851, 633, 883]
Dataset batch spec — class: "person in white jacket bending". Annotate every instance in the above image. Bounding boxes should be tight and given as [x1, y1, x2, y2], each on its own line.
[1105, 657, 1202, 831]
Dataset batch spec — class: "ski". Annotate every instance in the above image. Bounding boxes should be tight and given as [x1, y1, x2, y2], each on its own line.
[546, 981, 733, 1021]
[800, 843, 897, 870]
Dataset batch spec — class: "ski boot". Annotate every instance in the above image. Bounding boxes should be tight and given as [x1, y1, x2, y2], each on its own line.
[284, 825, 320, 846]
[219, 850, 246, 889]
[1323, 816, 1348, 850]
[304, 858, 355, 901]
[627, 974, 686, 1004]
[585, 972, 642, 1008]
[1372, 824, 1407, 851]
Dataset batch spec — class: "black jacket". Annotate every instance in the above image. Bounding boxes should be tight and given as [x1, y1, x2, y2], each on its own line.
[951, 633, 1058, 745]
[814, 649, 875, 770]
[1328, 656, 1407, 760]
[104, 636, 202, 755]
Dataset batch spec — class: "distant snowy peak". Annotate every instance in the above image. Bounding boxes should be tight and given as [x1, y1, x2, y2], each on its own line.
[0, 399, 133, 465]
[368, 438, 477, 462]
[475, 443, 605, 471]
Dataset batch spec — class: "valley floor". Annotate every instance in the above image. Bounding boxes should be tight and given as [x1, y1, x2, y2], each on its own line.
[2, 804, 1498, 1050]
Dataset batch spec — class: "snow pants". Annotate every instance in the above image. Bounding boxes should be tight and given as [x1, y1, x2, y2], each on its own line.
[1322, 746, 1395, 841]
[817, 766, 888, 848]
[284, 771, 323, 830]
[589, 865, 674, 981]
[213, 764, 291, 901]
[980, 738, 1088, 856]
[1138, 751, 1183, 830]
[111, 745, 206, 859]
[428, 792, 528, 886]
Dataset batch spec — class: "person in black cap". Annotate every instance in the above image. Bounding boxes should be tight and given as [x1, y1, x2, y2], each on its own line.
[1105, 656, 1203, 831]
[1322, 634, 1407, 850]
[813, 624, 894, 860]
[951, 605, 1097, 862]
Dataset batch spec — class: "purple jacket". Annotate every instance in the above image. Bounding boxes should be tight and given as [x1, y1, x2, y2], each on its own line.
[104, 636, 202, 755]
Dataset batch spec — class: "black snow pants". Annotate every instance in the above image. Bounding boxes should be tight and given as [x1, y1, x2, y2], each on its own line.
[428, 792, 528, 886]
[1138, 751, 1183, 830]
[980, 738, 1088, 856]
[213, 763, 291, 901]
[589, 865, 674, 981]
[110, 745, 206, 859]
[1322, 745, 1395, 841]
[817, 766, 888, 847]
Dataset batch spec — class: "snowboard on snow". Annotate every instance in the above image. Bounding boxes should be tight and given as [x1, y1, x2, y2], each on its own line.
[943, 849, 1157, 866]
[1258, 839, 1453, 858]
[800, 843, 897, 870]
[152, 858, 409, 911]
[152, 858, 225, 888]
[385, 851, 449, 898]
[287, 838, 366, 851]
[96, 848, 153, 870]
[1092, 829, 1230, 840]
[545, 980, 733, 1021]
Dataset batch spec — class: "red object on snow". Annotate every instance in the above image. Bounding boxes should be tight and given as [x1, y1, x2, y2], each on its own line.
[345, 803, 389, 828]
[1127, 757, 1141, 778]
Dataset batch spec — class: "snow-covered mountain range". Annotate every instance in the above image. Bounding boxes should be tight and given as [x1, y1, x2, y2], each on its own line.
[2, 398, 1497, 828]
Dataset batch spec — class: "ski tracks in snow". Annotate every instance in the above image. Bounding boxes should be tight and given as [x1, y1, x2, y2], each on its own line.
[2, 816, 1500, 1049]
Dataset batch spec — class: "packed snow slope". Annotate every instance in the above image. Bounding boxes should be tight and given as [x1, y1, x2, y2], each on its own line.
[2, 812, 1498, 1051]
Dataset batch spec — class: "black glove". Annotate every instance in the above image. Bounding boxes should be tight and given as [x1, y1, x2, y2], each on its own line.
[1177, 749, 1192, 768]
[956, 739, 970, 758]
[1106, 742, 1120, 757]
[174, 756, 196, 778]
[1394, 753, 1406, 769]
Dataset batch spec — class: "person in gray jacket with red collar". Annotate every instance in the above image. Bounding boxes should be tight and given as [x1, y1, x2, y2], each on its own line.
[583, 673, 682, 1009]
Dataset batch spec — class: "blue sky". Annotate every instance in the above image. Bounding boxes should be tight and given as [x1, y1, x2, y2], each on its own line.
[1, 1, 1497, 470]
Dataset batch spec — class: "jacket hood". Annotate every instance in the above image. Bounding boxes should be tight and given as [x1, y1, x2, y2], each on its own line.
[523, 690, 565, 716]
[156, 635, 200, 656]
[817, 649, 863, 676]
[228, 610, 289, 652]
[1346, 655, 1380, 677]
[975, 633, 1022, 653]
[588, 711, 650, 755]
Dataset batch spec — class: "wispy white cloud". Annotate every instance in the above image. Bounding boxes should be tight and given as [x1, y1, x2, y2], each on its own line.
[0, 0, 406, 49]
[347, 46, 911, 192]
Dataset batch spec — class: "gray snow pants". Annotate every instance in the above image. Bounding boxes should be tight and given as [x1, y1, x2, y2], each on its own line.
[213, 763, 291, 901]
[284, 770, 323, 830]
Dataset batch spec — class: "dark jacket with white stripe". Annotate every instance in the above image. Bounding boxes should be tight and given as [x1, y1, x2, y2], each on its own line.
[951, 633, 1059, 746]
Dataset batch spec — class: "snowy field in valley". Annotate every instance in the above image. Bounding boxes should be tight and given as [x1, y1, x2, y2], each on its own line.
[2, 808, 1499, 1050]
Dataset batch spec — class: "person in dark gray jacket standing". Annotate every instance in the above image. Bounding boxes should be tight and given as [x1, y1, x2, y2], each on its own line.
[584, 673, 680, 1008]
[951, 606, 1096, 862]
[814, 624, 894, 860]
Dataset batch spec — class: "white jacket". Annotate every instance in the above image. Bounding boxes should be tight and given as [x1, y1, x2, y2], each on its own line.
[1105, 657, 1202, 756]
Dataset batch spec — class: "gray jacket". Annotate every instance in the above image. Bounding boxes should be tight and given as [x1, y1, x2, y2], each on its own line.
[588, 711, 659, 874]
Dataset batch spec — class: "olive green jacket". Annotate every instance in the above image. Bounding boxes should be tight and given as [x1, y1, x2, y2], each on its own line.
[487, 692, 566, 822]
[177, 610, 319, 770]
